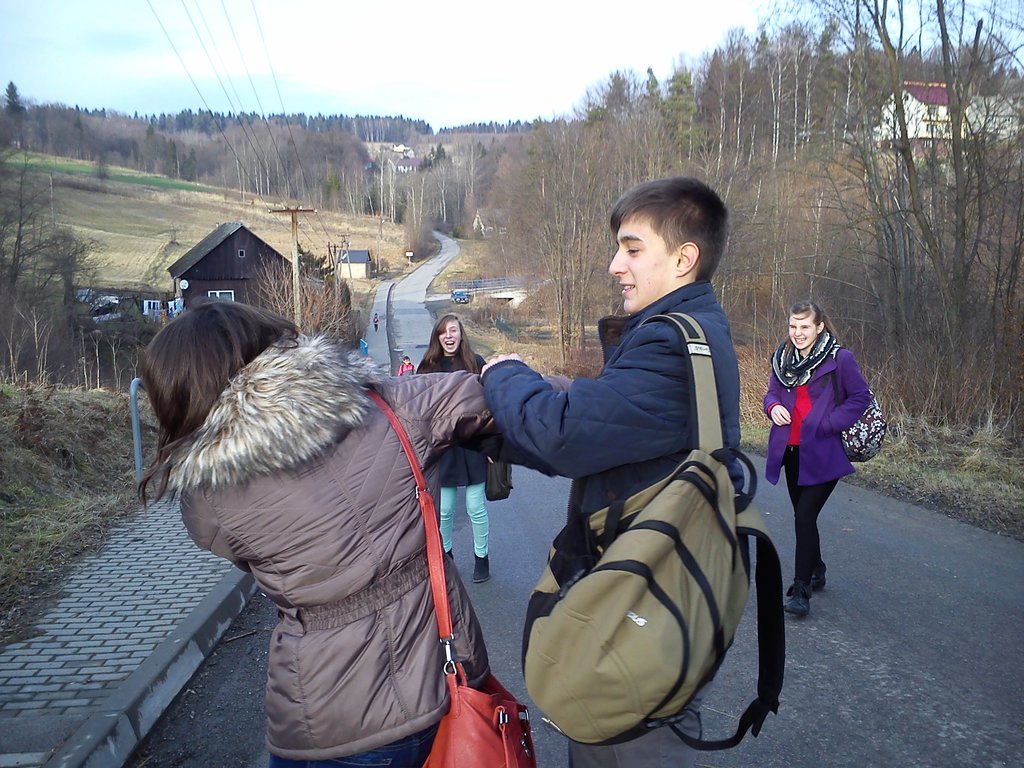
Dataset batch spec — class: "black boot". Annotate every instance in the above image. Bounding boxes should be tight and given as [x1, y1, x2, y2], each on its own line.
[811, 562, 827, 591]
[473, 555, 490, 583]
[784, 580, 811, 616]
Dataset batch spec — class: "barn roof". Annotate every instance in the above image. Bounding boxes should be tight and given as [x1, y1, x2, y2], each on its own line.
[167, 222, 284, 278]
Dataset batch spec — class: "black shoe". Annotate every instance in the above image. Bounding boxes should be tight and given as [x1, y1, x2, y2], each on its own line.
[472, 555, 490, 583]
[811, 562, 827, 591]
[784, 580, 811, 616]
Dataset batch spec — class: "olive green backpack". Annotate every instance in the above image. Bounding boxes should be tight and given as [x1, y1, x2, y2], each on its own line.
[521, 313, 786, 748]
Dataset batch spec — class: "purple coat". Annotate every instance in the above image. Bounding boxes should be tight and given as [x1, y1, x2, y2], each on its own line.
[763, 348, 872, 486]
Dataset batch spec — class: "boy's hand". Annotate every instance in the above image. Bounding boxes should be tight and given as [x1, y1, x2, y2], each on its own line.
[482, 354, 523, 376]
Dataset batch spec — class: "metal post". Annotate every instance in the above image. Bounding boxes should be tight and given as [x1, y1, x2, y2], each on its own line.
[130, 377, 144, 484]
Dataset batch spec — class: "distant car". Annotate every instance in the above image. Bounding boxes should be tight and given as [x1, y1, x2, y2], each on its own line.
[451, 289, 471, 304]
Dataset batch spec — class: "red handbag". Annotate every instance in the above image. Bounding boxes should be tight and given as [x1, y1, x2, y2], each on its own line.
[369, 392, 537, 768]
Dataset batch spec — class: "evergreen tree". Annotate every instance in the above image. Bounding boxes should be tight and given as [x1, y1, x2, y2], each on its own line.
[4, 81, 26, 116]
[662, 68, 699, 161]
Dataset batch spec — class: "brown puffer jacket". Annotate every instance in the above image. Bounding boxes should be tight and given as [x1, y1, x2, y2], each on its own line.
[164, 335, 493, 760]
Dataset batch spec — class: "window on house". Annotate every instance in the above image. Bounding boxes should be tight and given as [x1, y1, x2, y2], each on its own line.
[238, 249, 246, 259]
[208, 290, 235, 301]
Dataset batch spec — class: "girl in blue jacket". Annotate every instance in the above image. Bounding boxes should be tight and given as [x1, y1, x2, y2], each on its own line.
[764, 300, 871, 617]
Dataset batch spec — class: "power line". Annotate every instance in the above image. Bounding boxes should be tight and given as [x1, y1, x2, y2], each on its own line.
[151, 0, 344, 257]
[219, 0, 290, 194]
[147, 0, 303, 247]
[147, 0, 270, 210]
[248, 0, 338, 248]
[185, 0, 278, 196]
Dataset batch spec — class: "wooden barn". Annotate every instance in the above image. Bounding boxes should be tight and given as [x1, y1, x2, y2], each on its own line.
[167, 222, 289, 308]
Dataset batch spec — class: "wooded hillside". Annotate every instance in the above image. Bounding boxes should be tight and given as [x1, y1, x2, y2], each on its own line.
[1, 0, 1021, 437]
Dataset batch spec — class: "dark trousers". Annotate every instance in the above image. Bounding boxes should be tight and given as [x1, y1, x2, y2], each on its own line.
[782, 446, 837, 583]
[567, 682, 708, 768]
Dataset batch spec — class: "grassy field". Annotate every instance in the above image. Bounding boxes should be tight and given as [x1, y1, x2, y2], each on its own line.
[11, 153, 222, 193]
[8, 152, 414, 292]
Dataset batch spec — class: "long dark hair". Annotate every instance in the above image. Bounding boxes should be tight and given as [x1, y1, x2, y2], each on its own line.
[416, 314, 480, 373]
[139, 298, 298, 503]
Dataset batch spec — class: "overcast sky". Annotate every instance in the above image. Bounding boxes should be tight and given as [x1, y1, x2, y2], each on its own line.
[0, 0, 770, 131]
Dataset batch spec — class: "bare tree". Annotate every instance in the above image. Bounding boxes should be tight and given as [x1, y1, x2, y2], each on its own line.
[253, 261, 359, 343]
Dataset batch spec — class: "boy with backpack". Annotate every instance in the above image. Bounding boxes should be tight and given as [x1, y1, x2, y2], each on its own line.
[481, 176, 744, 767]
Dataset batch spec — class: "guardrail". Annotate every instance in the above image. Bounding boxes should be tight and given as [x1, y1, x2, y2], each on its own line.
[447, 276, 526, 293]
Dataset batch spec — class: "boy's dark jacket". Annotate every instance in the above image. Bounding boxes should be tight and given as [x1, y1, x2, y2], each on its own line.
[482, 279, 741, 516]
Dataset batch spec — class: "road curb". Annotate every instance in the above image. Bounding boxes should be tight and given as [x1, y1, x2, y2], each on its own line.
[45, 569, 257, 768]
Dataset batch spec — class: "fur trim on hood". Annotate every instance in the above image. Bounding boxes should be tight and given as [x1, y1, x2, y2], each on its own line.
[169, 335, 383, 493]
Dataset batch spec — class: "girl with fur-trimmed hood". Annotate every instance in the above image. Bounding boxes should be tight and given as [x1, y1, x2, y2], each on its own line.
[139, 298, 494, 767]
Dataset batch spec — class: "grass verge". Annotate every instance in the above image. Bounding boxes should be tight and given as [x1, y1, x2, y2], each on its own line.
[741, 420, 1024, 540]
[0, 384, 141, 643]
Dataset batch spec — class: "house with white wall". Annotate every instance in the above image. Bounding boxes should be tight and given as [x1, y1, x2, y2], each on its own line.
[877, 80, 1021, 151]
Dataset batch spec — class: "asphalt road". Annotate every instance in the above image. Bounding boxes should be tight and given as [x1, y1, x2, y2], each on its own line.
[126, 456, 1023, 768]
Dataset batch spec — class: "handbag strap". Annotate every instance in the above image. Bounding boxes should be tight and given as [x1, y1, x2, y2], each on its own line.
[367, 390, 455, 645]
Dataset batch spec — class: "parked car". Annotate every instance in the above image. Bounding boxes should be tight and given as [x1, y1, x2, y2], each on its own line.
[451, 289, 471, 304]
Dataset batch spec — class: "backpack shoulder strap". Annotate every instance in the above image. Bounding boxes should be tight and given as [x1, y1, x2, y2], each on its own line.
[669, 506, 785, 752]
[641, 312, 722, 452]
[644, 315, 786, 752]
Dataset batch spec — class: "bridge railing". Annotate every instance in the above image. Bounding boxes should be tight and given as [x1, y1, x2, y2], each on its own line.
[448, 276, 526, 294]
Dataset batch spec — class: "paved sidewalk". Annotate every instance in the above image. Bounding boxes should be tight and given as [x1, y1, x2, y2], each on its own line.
[0, 500, 255, 768]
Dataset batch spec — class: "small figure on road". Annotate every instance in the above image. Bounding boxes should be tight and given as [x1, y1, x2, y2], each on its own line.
[417, 314, 492, 583]
[763, 299, 872, 617]
[139, 297, 498, 767]
[373, 312, 379, 332]
[481, 177, 740, 768]
[397, 355, 415, 376]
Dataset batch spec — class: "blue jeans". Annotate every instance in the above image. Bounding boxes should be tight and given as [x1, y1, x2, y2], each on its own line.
[268, 724, 437, 767]
[439, 482, 489, 556]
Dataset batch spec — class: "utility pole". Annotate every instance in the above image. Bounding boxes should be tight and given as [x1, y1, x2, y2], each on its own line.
[342, 232, 352, 281]
[377, 218, 384, 275]
[327, 241, 338, 286]
[269, 205, 315, 326]
[326, 241, 339, 317]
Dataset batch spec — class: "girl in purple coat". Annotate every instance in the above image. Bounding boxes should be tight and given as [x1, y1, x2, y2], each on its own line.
[764, 300, 872, 617]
